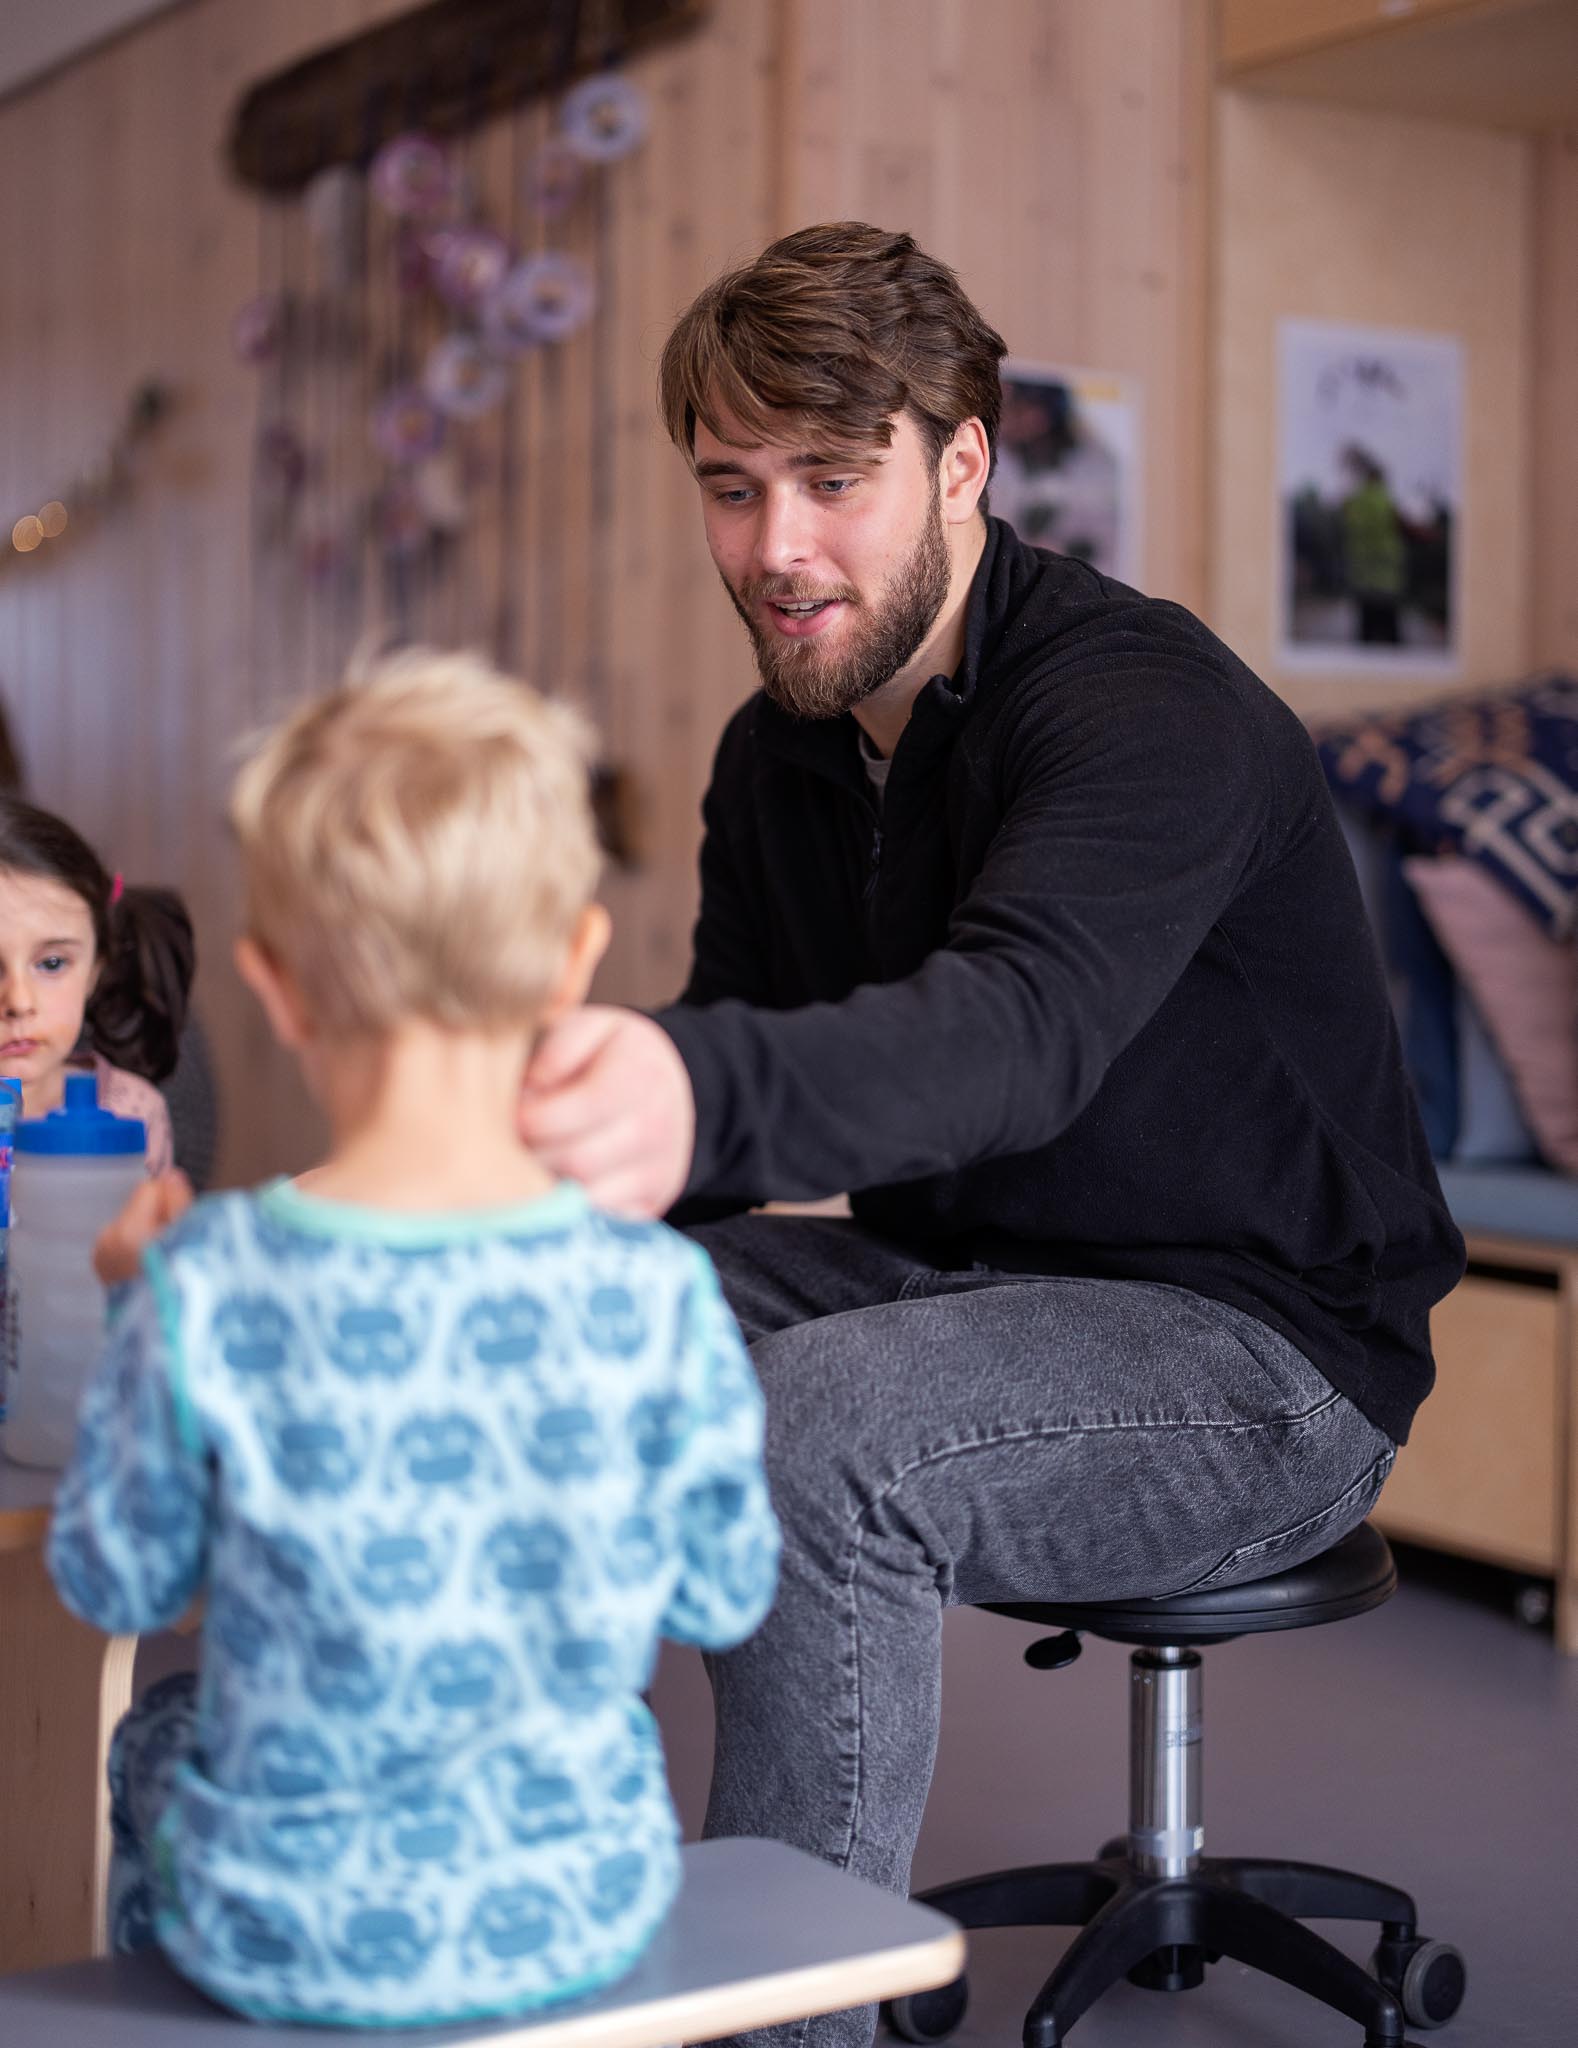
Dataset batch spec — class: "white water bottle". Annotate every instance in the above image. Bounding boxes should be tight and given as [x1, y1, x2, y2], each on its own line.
[4, 1074, 147, 1470]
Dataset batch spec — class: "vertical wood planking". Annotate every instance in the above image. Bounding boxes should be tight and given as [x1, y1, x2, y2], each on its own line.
[777, 0, 1212, 612]
[1530, 127, 1578, 672]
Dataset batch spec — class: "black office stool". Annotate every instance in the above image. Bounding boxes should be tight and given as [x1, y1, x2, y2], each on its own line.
[886, 1523, 1464, 2048]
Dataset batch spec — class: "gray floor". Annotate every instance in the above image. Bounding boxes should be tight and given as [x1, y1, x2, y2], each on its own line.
[651, 1555, 1578, 2047]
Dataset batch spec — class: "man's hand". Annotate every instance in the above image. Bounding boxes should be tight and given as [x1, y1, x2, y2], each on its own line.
[94, 1171, 195, 1288]
[521, 1006, 696, 1219]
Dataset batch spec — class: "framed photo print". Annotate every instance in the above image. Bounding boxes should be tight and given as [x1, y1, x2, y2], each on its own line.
[1278, 318, 1462, 674]
[994, 360, 1142, 587]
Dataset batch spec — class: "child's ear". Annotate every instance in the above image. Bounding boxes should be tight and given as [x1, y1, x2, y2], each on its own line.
[234, 936, 314, 1052]
[542, 904, 612, 1024]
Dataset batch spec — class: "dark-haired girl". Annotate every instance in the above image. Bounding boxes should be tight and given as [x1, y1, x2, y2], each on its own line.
[0, 796, 194, 1175]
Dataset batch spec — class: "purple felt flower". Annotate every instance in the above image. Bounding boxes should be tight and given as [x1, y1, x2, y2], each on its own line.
[370, 133, 454, 219]
[424, 335, 510, 420]
[483, 253, 595, 354]
[427, 227, 513, 313]
[561, 73, 649, 164]
[371, 386, 446, 463]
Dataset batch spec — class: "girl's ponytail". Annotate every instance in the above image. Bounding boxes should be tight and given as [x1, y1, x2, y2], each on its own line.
[87, 886, 194, 1083]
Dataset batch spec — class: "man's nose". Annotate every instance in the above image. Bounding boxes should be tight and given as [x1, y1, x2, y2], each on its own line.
[754, 490, 814, 578]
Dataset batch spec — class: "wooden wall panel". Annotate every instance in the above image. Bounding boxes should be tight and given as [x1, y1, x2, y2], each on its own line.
[1531, 127, 1578, 671]
[1211, 91, 1534, 720]
[780, 0, 1213, 612]
[0, 0, 1212, 1186]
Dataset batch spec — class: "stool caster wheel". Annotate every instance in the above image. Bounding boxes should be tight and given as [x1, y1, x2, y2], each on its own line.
[1096, 1834, 1127, 1862]
[1369, 1938, 1466, 2029]
[884, 1976, 968, 2043]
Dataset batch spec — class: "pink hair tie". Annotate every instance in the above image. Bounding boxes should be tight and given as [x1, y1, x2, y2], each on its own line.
[110, 872, 124, 906]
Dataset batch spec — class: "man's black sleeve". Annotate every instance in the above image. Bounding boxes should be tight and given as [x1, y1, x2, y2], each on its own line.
[679, 704, 776, 1010]
[656, 652, 1274, 1208]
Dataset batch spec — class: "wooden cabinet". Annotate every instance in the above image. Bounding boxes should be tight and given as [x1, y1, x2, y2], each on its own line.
[1375, 1234, 1578, 1650]
[1220, 0, 1505, 73]
[1218, 0, 1578, 131]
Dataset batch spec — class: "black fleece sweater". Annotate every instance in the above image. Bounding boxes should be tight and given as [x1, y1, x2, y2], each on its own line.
[655, 519, 1464, 1444]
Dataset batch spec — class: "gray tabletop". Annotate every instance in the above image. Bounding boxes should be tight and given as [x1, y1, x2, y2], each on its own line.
[0, 1837, 964, 2047]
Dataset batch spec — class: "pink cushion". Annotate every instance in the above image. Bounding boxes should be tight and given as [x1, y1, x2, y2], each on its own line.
[1405, 856, 1578, 1174]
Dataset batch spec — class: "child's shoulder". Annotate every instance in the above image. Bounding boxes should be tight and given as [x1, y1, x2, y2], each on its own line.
[149, 1185, 711, 1303]
[577, 1203, 694, 1254]
[571, 1205, 713, 1284]
[149, 1186, 273, 1271]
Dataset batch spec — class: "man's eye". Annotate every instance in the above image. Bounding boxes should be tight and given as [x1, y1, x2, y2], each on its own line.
[815, 478, 859, 496]
[709, 486, 756, 505]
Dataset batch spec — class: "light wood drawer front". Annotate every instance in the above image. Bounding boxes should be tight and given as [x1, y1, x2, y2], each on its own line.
[1219, 0, 1492, 72]
[1376, 1275, 1560, 1574]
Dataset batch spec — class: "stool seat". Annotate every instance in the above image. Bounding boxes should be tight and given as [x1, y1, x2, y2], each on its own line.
[984, 1520, 1397, 1646]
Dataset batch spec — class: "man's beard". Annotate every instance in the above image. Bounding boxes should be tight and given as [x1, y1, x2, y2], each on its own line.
[723, 506, 952, 720]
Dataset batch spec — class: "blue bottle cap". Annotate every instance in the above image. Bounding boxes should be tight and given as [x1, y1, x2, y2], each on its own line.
[16, 1072, 146, 1155]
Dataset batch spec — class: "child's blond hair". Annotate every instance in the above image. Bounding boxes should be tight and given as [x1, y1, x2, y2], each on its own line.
[230, 648, 601, 1037]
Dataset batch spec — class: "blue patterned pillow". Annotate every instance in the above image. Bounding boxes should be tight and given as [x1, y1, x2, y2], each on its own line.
[1316, 672, 1578, 937]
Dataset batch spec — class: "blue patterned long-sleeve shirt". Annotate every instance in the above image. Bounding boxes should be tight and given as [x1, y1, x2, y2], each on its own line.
[47, 1179, 780, 2025]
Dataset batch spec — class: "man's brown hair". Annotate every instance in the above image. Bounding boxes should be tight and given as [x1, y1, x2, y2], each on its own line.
[658, 222, 1007, 477]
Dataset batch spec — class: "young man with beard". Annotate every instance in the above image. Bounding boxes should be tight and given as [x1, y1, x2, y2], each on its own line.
[520, 223, 1463, 2048]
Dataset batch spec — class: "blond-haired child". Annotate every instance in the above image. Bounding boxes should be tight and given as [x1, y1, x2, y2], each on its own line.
[46, 649, 780, 2026]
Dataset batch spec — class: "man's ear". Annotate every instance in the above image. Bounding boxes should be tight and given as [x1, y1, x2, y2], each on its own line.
[541, 904, 612, 1025]
[234, 935, 314, 1051]
[940, 416, 991, 526]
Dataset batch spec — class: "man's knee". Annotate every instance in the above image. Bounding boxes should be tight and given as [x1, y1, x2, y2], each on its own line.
[748, 1313, 932, 1575]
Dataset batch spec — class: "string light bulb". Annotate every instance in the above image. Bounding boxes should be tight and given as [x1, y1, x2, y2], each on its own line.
[39, 501, 67, 538]
[11, 516, 43, 554]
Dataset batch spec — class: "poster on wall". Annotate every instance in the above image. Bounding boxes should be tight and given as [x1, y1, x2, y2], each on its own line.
[994, 360, 1142, 586]
[1278, 318, 1461, 674]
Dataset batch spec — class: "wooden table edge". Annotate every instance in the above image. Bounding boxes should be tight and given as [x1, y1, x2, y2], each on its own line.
[0, 1501, 50, 1553]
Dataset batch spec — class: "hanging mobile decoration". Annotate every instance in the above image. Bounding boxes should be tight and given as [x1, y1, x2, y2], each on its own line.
[239, 74, 639, 554]
[234, 30, 656, 864]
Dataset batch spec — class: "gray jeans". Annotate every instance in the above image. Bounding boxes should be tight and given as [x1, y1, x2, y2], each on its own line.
[687, 1214, 1395, 2048]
